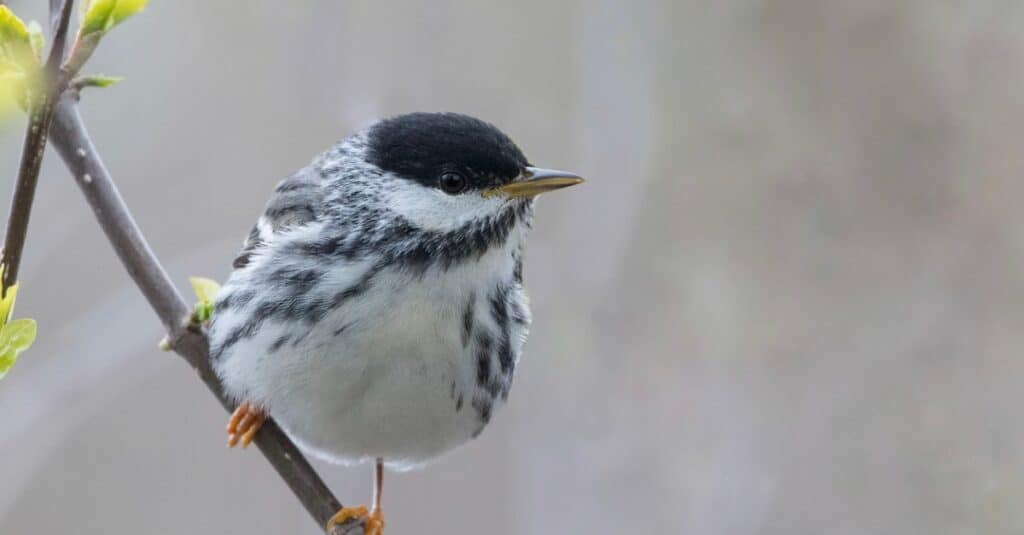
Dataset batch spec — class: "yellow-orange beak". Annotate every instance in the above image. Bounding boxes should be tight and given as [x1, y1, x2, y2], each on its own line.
[483, 167, 584, 198]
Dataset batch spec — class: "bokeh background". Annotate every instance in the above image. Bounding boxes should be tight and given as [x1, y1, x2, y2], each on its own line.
[2, 1, 1024, 533]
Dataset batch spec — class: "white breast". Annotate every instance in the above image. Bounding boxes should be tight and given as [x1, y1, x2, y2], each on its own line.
[213, 226, 530, 470]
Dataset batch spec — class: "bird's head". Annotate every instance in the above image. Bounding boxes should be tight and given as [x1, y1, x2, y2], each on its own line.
[337, 112, 582, 234]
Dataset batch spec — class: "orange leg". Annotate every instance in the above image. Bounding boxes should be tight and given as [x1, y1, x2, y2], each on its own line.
[326, 458, 385, 534]
[226, 401, 266, 448]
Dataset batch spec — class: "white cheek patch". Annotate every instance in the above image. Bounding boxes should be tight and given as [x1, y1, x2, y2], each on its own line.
[383, 178, 507, 232]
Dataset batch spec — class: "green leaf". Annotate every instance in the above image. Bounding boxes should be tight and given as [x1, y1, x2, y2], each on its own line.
[0, 318, 36, 380]
[80, 0, 149, 36]
[0, 6, 32, 65]
[194, 301, 211, 323]
[88, 74, 121, 87]
[0, 8, 41, 117]
[0, 283, 18, 326]
[26, 21, 43, 63]
[190, 277, 221, 305]
[0, 9, 39, 119]
[2, 318, 36, 352]
[0, 7, 29, 46]
[0, 63, 34, 116]
[0, 351, 14, 380]
[79, 74, 123, 88]
[0, 73, 24, 119]
[189, 277, 220, 325]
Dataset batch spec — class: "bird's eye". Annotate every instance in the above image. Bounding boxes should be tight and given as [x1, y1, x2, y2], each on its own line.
[439, 171, 468, 194]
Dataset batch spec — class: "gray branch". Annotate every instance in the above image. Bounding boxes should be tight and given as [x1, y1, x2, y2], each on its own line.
[49, 95, 364, 535]
[0, 0, 73, 292]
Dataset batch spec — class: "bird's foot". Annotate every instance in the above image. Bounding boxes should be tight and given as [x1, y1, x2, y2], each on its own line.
[365, 508, 384, 535]
[326, 506, 384, 534]
[226, 401, 266, 448]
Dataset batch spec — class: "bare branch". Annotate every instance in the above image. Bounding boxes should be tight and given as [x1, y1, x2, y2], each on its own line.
[0, 2, 365, 531]
[46, 0, 73, 69]
[0, 0, 74, 294]
[49, 95, 364, 535]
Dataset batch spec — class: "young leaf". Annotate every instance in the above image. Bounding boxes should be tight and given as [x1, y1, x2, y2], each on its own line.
[80, 0, 149, 36]
[0, 283, 18, 325]
[0, 67, 26, 118]
[0, 349, 14, 380]
[190, 277, 220, 324]
[0, 318, 36, 380]
[71, 74, 124, 92]
[83, 74, 122, 87]
[0, 6, 32, 65]
[2, 318, 36, 351]
[0, 7, 29, 46]
[0, 8, 39, 119]
[190, 277, 221, 305]
[79, 0, 115, 35]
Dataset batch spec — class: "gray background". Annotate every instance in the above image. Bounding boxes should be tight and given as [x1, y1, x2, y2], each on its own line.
[2, 1, 1024, 534]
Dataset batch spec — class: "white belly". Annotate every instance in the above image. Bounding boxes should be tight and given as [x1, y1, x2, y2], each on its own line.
[213, 251, 529, 470]
[274, 296, 483, 469]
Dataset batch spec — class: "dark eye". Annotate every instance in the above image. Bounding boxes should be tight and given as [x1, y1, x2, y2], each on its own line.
[439, 171, 468, 194]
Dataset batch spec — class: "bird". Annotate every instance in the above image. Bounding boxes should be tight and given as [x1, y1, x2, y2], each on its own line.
[207, 112, 583, 534]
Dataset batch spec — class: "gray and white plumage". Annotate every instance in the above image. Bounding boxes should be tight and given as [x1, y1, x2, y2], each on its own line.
[208, 113, 575, 470]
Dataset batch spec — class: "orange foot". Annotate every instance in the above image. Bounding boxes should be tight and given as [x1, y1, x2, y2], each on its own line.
[326, 506, 384, 534]
[226, 401, 266, 448]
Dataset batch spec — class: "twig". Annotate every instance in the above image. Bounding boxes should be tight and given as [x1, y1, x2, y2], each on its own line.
[25, 1, 362, 533]
[0, 0, 74, 294]
[49, 95, 364, 534]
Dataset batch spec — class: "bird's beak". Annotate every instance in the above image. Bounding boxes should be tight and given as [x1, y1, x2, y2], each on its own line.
[483, 167, 584, 199]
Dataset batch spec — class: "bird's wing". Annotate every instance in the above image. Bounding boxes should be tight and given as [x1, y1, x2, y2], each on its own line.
[232, 166, 323, 269]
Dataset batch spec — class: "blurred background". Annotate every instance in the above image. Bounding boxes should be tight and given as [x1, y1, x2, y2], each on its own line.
[2, 1, 1024, 533]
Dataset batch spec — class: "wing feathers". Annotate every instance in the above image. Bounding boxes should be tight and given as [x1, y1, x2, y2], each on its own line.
[231, 166, 323, 270]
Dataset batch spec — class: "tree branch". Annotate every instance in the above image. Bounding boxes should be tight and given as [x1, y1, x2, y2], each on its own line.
[1, 1, 362, 531]
[0, 0, 73, 294]
[49, 95, 364, 535]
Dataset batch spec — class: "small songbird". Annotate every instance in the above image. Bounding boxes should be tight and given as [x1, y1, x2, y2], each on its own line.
[207, 112, 582, 533]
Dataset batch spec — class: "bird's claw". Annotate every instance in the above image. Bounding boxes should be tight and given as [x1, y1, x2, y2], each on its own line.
[226, 401, 266, 448]
[326, 505, 384, 535]
[365, 508, 384, 535]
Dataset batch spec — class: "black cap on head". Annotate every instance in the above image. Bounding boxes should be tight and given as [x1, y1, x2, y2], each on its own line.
[366, 112, 529, 190]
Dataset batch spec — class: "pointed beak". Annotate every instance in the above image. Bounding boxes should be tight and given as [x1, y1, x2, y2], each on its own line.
[484, 167, 585, 199]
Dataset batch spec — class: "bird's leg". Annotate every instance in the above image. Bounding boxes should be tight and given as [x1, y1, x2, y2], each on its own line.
[226, 400, 267, 448]
[367, 458, 385, 534]
[326, 458, 385, 534]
